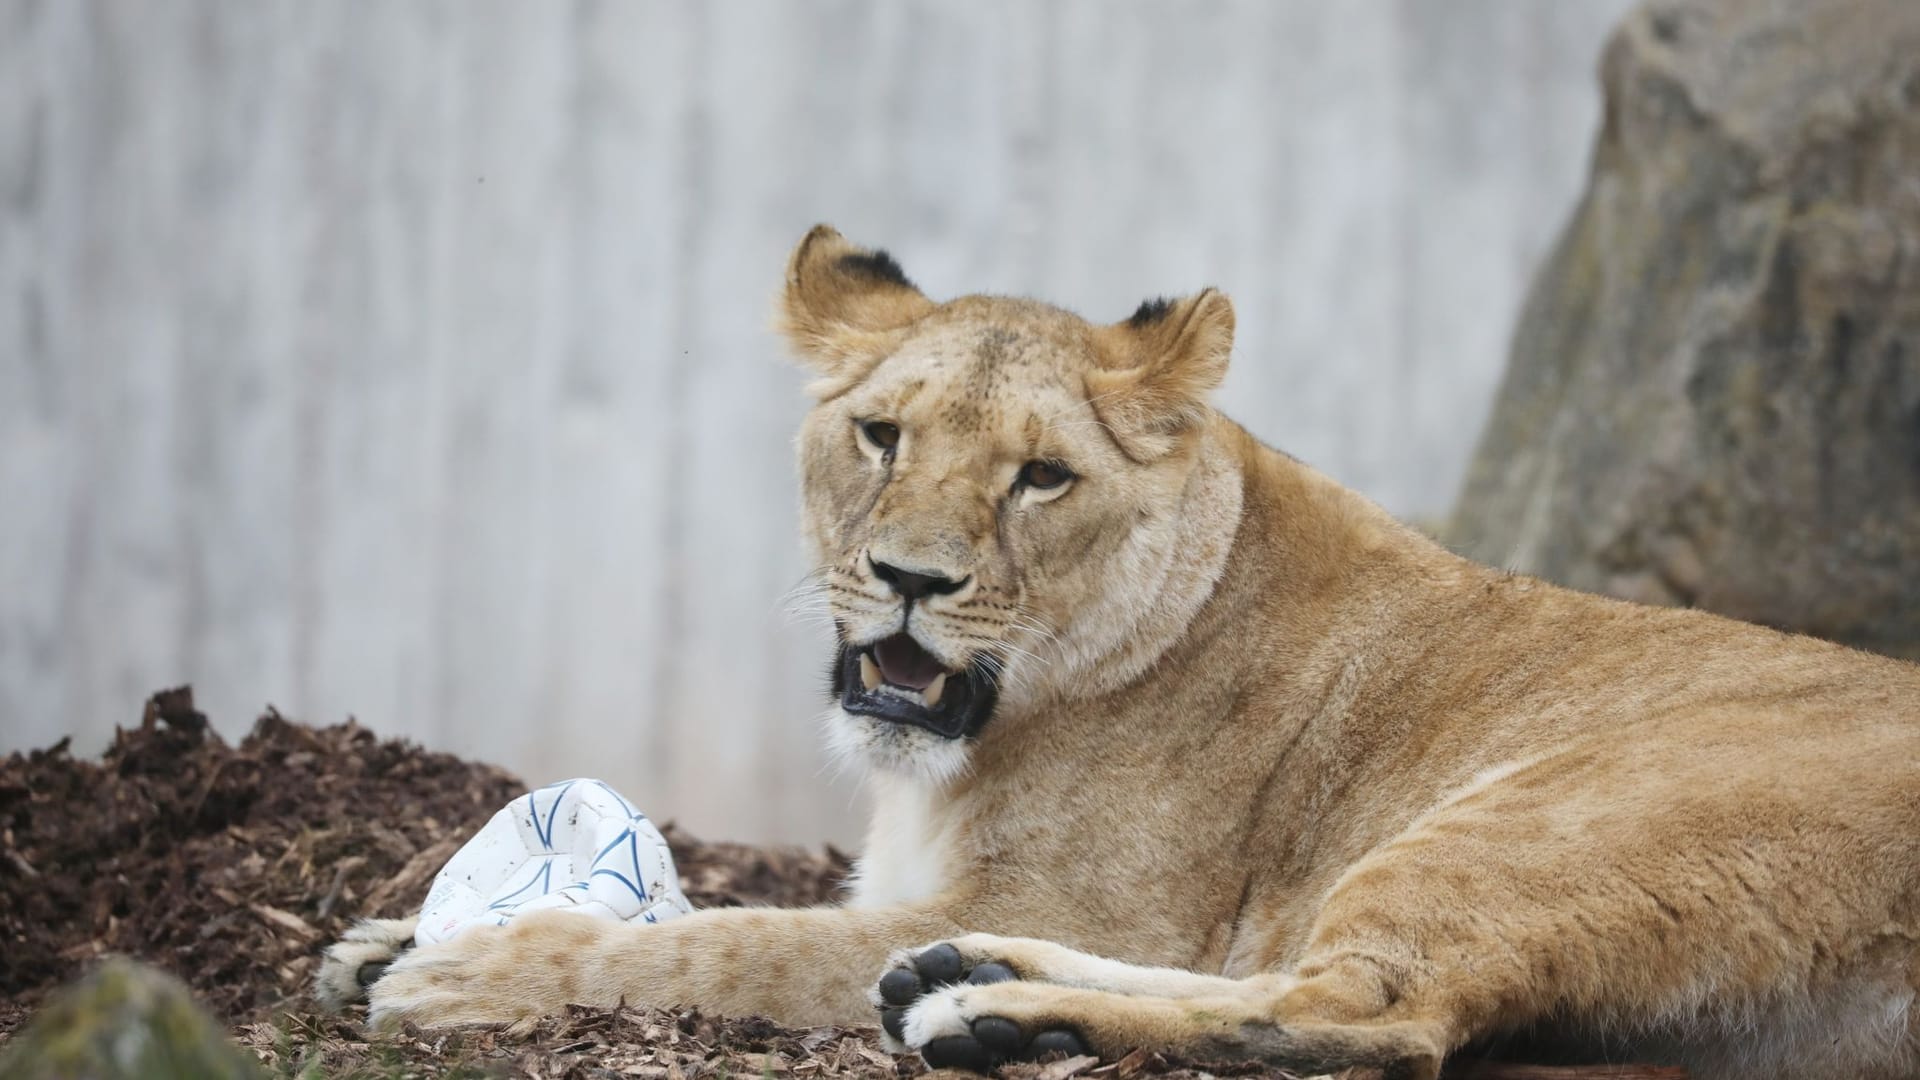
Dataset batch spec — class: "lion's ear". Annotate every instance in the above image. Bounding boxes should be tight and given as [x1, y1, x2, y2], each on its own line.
[779, 225, 935, 393]
[1087, 289, 1234, 460]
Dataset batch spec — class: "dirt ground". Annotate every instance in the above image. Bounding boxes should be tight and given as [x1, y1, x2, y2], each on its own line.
[0, 689, 1294, 1079]
[0, 690, 1680, 1080]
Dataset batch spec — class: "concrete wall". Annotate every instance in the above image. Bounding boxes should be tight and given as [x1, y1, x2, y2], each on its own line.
[0, 0, 1635, 843]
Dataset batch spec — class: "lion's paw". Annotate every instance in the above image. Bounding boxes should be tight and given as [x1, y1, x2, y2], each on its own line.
[365, 910, 611, 1031]
[874, 940, 1087, 1069]
[896, 980, 1090, 1072]
[872, 941, 1011, 1045]
[314, 917, 418, 1011]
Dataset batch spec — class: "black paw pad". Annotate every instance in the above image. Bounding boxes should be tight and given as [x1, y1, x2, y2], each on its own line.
[879, 1006, 908, 1041]
[1027, 1028, 1089, 1060]
[965, 961, 1017, 985]
[916, 1019, 1093, 1072]
[923, 1034, 997, 1073]
[878, 966, 923, 1006]
[971, 1016, 1024, 1056]
[355, 960, 391, 989]
[914, 942, 965, 985]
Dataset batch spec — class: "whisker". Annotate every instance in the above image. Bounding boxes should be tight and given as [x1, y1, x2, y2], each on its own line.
[778, 571, 832, 604]
[779, 588, 831, 616]
[999, 643, 1049, 668]
[826, 582, 894, 605]
[950, 633, 1049, 671]
[1012, 602, 1061, 632]
[782, 564, 833, 589]
[1005, 618, 1059, 644]
[981, 650, 1040, 699]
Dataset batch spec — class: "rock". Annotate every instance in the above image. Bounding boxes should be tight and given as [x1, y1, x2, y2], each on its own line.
[0, 960, 263, 1080]
[1447, 0, 1920, 660]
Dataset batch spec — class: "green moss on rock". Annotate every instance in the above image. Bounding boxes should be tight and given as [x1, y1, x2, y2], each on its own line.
[0, 960, 264, 1080]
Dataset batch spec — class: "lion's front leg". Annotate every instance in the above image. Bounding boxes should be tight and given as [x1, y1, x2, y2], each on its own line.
[367, 904, 961, 1031]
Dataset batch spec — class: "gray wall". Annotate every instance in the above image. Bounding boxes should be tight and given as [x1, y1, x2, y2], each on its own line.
[0, 0, 1634, 843]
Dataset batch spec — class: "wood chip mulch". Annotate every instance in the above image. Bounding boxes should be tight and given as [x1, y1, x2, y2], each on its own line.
[0, 689, 1682, 1079]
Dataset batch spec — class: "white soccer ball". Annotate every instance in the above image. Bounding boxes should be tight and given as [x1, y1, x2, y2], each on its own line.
[414, 778, 693, 946]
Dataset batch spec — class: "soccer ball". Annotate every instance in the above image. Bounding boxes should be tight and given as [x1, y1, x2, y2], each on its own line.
[414, 778, 693, 946]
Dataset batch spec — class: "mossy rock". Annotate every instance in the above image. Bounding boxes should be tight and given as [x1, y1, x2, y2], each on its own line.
[0, 960, 263, 1080]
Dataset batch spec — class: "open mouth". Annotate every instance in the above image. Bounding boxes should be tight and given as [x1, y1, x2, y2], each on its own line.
[831, 633, 998, 740]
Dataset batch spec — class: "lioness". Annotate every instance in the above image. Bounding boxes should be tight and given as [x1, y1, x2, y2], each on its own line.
[321, 227, 1920, 1080]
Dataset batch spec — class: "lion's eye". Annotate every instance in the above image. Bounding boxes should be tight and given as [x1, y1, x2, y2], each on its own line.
[1017, 460, 1074, 491]
[859, 420, 901, 453]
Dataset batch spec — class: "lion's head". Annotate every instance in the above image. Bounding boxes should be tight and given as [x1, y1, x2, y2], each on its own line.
[781, 227, 1245, 783]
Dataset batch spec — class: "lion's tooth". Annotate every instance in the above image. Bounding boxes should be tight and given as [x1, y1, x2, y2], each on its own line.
[859, 653, 883, 691]
[923, 672, 947, 708]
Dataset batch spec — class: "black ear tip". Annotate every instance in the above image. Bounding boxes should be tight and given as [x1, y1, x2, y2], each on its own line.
[836, 249, 916, 291]
[1126, 296, 1176, 328]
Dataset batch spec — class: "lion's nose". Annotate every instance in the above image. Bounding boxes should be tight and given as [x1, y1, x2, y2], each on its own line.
[869, 558, 969, 601]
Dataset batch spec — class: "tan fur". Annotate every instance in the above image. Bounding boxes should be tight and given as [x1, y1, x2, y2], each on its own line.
[331, 227, 1920, 1080]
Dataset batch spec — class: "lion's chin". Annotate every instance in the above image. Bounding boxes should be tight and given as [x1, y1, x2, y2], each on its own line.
[822, 707, 977, 787]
